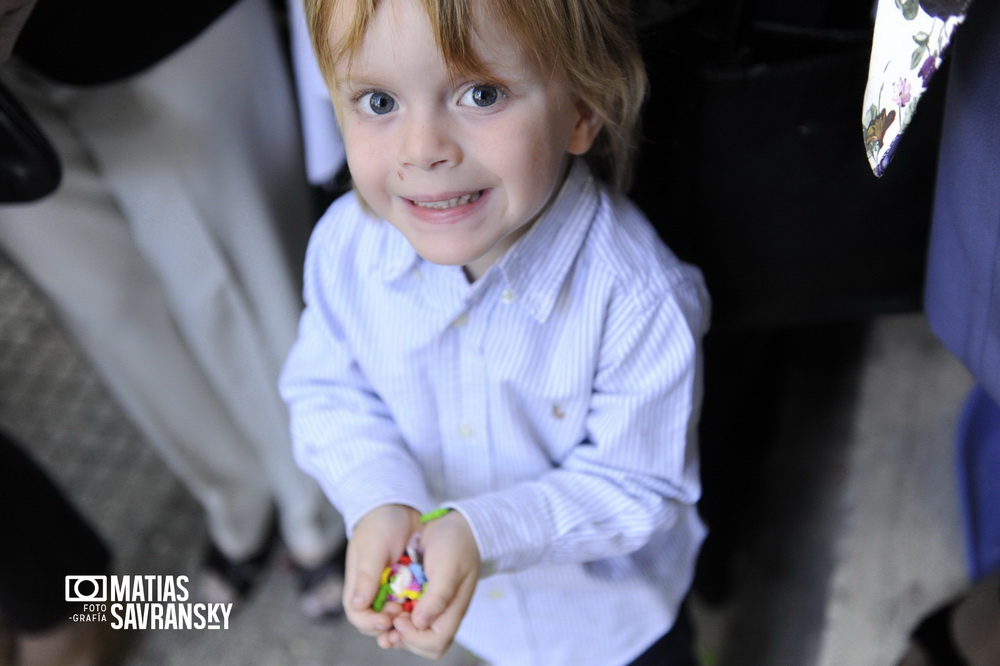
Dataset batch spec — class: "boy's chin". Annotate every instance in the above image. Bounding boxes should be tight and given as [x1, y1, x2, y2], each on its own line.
[411, 244, 497, 278]
[413, 248, 475, 269]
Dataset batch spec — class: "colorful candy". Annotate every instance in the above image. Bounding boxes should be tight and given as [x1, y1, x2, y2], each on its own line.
[370, 508, 451, 612]
[372, 533, 428, 612]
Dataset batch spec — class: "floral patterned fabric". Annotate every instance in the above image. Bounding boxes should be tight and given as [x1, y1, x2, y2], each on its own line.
[863, 0, 972, 176]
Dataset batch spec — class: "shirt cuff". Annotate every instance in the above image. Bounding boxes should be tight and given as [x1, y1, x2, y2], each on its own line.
[327, 456, 436, 536]
[446, 484, 551, 576]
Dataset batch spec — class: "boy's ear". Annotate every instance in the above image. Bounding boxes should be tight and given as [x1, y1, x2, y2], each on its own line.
[567, 103, 603, 156]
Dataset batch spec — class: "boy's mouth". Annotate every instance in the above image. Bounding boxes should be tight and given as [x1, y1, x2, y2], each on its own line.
[411, 190, 483, 210]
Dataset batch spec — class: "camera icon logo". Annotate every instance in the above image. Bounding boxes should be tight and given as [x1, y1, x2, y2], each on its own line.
[65, 575, 108, 602]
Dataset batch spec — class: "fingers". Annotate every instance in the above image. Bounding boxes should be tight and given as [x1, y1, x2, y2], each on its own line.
[342, 505, 479, 659]
[410, 569, 470, 631]
[342, 504, 422, 636]
[410, 590, 448, 631]
[393, 613, 455, 660]
[376, 625, 403, 650]
[392, 586, 471, 659]
[344, 553, 407, 635]
[343, 554, 376, 611]
[343, 541, 400, 635]
[414, 510, 480, 630]
[392, 569, 477, 659]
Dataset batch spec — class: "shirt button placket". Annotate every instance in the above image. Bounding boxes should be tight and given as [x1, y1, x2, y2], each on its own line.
[447, 305, 492, 498]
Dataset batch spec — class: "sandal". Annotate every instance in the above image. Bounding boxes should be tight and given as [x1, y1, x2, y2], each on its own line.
[288, 547, 346, 621]
[198, 530, 277, 606]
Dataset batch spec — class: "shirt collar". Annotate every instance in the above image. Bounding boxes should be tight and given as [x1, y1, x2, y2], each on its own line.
[381, 218, 422, 283]
[496, 159, 599, 323]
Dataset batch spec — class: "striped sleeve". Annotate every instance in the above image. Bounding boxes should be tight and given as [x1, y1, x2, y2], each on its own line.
[279, 201, 435, 533]
[448, 270, 707, 574]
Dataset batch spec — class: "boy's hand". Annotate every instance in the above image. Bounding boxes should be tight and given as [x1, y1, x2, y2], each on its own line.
[343, 504, 421, 639]
[389, 510, 480, 659]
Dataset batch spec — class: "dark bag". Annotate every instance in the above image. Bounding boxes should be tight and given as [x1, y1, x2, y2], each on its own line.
[12, 0, 239, 86]
[0, 80, 60, 203]
[632, 0, 944, 330]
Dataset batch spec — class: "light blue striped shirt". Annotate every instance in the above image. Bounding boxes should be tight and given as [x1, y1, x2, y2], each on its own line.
[280, 161, 710, 666]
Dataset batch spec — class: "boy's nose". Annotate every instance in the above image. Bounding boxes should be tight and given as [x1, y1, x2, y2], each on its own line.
[397, 112, 461, 171]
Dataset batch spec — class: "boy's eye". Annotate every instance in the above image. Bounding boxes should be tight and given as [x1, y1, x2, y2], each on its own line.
[361, 91, 396, 115]
[460, 85, 502, 108]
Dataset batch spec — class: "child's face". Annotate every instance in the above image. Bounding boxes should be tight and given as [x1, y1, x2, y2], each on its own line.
[329, 0, 601, 280]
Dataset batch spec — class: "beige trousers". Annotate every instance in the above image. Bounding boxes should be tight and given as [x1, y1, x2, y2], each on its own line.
[0, 0, 342, 563]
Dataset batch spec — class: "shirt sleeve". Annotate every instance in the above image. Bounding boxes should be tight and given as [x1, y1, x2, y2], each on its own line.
[446, 273, 708, 576]
[279, 214, 435, 534]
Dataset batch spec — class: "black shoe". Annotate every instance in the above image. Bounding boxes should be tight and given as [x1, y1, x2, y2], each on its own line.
[198, 527, 277, 606]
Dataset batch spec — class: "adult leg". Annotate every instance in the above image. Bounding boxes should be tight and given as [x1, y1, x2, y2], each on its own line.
[0, 64, 276, 563]
[62, 0, 343, 565]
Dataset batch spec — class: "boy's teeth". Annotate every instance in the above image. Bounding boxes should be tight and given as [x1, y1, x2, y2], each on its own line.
[414, 191, 481, 209]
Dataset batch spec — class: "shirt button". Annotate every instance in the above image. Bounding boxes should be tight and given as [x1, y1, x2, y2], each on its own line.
[453, 313, 469, 328]
[500, 289, 516, 304]
[458, 425, 474, 438]
[489, 588, 505, 600]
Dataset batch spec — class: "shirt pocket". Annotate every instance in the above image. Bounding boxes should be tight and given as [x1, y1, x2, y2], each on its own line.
[487, 339, 595, 467]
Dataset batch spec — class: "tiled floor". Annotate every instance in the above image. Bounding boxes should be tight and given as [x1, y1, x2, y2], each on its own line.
[0, 247, 975, 666]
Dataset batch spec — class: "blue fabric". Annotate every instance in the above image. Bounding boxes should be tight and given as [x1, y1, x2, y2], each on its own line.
[924, 0, 1000, 405]
[955, 386, 1000, 580]
[924, 0, 1000, 581]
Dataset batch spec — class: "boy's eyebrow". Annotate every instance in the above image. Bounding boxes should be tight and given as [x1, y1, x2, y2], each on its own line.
[333, 69, 382, 90]
[331, 49, 532, 93]
[334, 69, 520, 94]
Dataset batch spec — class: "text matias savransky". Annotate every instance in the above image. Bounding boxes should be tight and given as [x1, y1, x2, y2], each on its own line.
[66, 574, 232, 630]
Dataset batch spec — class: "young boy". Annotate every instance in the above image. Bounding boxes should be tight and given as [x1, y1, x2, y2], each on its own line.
[279, 0, 710, 663]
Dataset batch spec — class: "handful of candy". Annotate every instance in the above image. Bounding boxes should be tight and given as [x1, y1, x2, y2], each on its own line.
[371, 508, 451, 612]
[372, 532, 428, 612]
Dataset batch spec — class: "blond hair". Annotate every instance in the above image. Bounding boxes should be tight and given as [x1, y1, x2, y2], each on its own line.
[305, 0, 648, 191]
